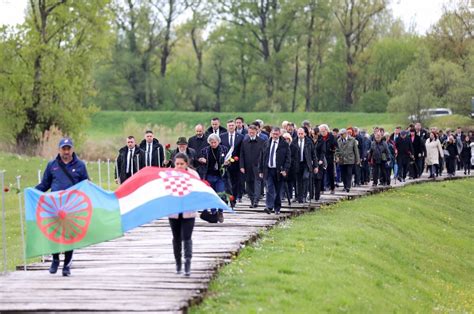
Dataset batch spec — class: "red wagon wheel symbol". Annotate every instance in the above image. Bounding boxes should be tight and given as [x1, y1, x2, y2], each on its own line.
[36, 190, 93, 244]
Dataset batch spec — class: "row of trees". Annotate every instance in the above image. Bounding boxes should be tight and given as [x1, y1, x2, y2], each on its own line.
[0, 0, 473, 151]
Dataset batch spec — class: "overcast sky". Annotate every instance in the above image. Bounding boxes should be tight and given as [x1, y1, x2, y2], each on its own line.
[0, 0, 452, 35]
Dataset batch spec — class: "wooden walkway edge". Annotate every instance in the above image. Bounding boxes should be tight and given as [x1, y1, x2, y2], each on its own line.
[0, 171, 472, 313]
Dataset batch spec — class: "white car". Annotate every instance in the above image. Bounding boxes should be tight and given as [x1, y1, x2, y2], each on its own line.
[408, 108, 452, 122]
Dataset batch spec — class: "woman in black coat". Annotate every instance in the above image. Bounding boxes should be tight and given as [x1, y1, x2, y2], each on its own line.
[281, 133, 298, 205]
[460, 135, 471, 175]
[444, 135, 458, 177]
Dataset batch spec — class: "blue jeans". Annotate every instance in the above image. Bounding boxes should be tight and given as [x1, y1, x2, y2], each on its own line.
[206, 175, 225, 213]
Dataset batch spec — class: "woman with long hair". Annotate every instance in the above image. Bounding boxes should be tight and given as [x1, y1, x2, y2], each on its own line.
[169, 153, 198, 276]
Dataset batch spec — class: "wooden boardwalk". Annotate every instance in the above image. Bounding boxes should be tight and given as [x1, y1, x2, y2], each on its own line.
[0, 171, 472, 313]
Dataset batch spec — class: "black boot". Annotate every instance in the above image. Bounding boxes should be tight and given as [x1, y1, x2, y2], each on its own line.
[184, 240, 192, 276]
[172, 239, 182, 274]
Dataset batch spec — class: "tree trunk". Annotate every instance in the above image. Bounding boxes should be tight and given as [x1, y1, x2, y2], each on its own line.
[292, 45, 300, 113]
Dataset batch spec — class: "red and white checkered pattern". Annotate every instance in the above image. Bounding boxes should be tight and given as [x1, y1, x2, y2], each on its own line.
[159, 170, 194, 197]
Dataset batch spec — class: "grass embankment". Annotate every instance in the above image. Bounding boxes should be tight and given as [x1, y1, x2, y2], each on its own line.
[0, 153, 111, 270]
[192, 179, 474, 313]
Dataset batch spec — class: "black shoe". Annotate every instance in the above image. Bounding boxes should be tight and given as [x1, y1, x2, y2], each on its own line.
[217, 211, 224, 223]
[184, 259, 191, 277]
[62, 266, 71, 277]
[49, 260, 59, 274]
[275, 210, 280, 215]
[176, 261, 182, 274]
[249, 204, 255, 208]
[264, 208, 272, 214]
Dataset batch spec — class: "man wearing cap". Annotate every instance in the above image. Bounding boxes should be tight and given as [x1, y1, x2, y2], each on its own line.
[36, 137, 89, 277]
[168, 137, 197, 168]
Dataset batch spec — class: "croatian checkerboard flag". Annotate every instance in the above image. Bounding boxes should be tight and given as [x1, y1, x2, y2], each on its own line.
[25, 167, 231, 257]
[117, 167, 231, 232]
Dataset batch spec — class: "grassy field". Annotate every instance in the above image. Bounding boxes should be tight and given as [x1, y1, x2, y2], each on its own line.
[88, 111, 401, 140]
[192, 179, 474, 313]
[0, 152, 113, 270]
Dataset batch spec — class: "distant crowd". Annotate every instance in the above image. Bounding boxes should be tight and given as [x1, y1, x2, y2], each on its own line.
[115, 117, 474, 217]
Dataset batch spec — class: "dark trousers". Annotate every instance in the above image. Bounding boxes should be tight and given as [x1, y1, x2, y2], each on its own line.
[313, 175, 323, 200]
[245, 170, 261, 205]
[361, 160, 370, 184]
[52, 250, 73, 267]
[397, 159, 409, 179]
[325, 160, 335, 190]
[354, 164, 361, 185]
[265, 168, 282, 211]
[372, 163, 386, 185]
[296, 163, 309, 202]
[446, 156, 456, 175]
[228, 170, 241, 200]
[340, 164, 354, 190]
[169, 215, 195, 242]
[169, 214, 195, 263]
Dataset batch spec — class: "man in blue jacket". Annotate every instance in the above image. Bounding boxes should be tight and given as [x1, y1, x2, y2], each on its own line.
[36, 137, 89, 276]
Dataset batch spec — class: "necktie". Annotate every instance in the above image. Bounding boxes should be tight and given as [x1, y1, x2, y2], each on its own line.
[300, 139, 304, 162]
[230, 134, 234, 148]
[126, 149, 133, 173]
[269, 141, 277, 168]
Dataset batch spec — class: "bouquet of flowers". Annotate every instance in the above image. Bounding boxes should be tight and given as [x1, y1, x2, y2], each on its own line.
[218, 192, 236, 209]
[165, 144, 172, 162]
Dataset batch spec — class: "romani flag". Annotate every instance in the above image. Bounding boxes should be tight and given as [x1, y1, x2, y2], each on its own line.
[25, 181, 123, 258]
[25, 167, 230, 258]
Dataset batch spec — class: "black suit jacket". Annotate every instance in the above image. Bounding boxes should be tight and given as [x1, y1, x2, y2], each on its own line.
[220, 132, 244, 172]
[259, 137, 291, 179]
[395, 137, 414, 162]
[240, 136, 265, 175]
[139, 138, 165, 167]
[291, 138, 317, 172]
[206, 126, 227, 137]
[115, 145, 145, 184]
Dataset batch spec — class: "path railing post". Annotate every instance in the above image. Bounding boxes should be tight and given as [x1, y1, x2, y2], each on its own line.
[107, 159, 111, 191]
[16, 176, 26, 271]
[1, 170, 7, 274]
[98, 159, 102, 188]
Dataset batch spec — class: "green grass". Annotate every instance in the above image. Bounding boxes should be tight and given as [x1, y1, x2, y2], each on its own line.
[0, 152, 113, 270]
[88, 111, 400, 140]
[192, 179, 474, 313]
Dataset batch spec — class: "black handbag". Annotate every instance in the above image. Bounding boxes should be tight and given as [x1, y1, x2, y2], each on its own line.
[200, 210, 219, 223]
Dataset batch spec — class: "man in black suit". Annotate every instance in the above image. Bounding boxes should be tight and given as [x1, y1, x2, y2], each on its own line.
[258, 127, 291, 215]
[235, 116, 248, 136]
[220, 119, 244, 201]
[240, 125, 265, 207]
[188, 124, 208, 177]
[292, 128, 317, 203]
[206, 117, 227, 137]
[139, 130, 165, 167]
[115, 136, 145, 184]
[395, 131, 414, 182]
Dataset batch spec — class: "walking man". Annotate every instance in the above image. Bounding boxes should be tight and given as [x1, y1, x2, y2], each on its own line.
[36, 137, 89, 277]
[259, 127, 291, 215]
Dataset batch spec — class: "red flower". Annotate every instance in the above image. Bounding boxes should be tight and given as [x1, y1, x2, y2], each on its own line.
[229, 195, 235, 202]
[165, 144, 171, 149]
[3, 187, 9, 193]
[233, 156, 239, 162]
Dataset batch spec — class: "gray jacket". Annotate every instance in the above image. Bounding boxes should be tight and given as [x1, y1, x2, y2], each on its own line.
[336, 137, 360, 165]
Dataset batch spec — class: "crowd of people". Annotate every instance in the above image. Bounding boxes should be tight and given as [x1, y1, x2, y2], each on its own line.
[115, 117, 473, 212]
[36, 118, 472, 278]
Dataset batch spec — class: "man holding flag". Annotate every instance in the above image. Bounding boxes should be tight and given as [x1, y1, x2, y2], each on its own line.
[36, 137, 89, 276]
